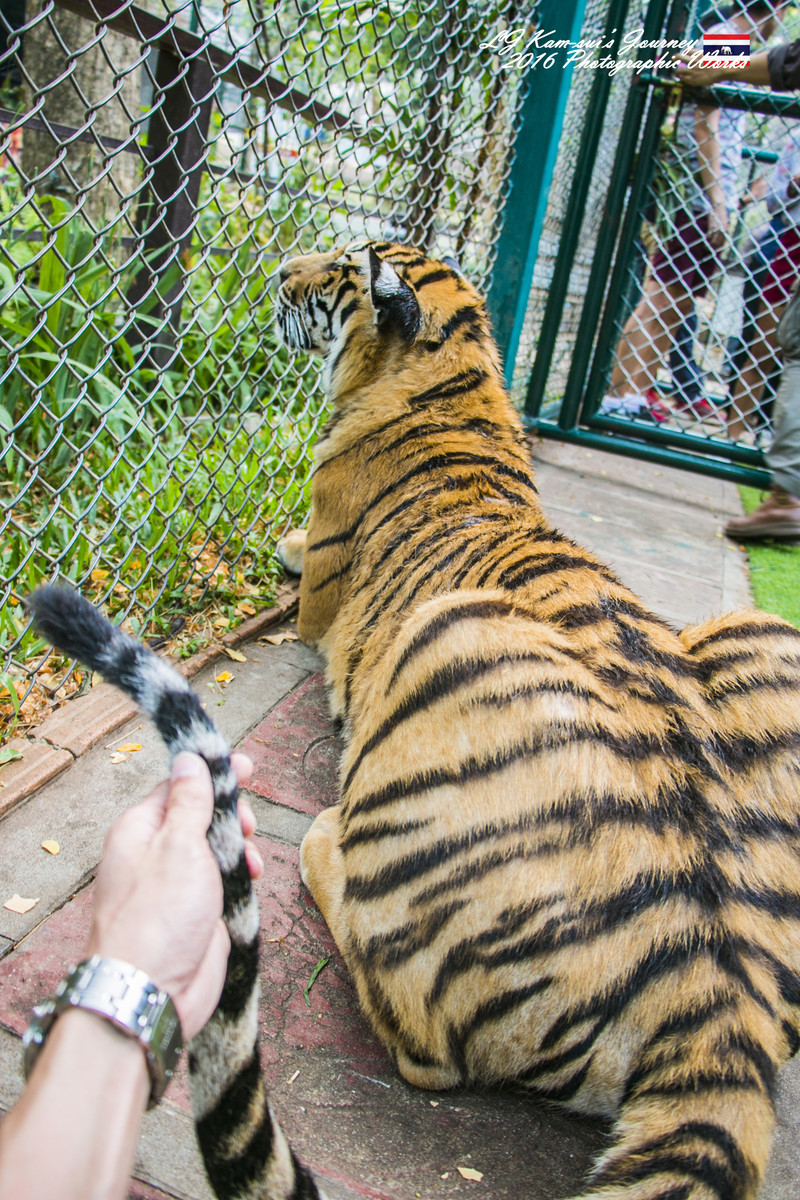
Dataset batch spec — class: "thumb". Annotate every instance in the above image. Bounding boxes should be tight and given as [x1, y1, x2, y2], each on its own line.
[166, 753, 215, 832]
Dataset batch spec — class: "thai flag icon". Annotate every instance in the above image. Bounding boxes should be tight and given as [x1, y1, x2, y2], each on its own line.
[702, 32, 750, 65]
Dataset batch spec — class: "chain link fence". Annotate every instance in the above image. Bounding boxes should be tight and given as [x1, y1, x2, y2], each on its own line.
[509, 0, 645, 405]
[514, 0, 800, 481]
[1, 0, 530, 738]
[596, 0, 800, 440]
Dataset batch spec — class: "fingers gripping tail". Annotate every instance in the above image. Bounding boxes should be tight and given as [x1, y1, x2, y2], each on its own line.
[26, 586, 324, 1200]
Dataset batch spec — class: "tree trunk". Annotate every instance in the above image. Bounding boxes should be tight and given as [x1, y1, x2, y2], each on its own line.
[21, 2, 142, 230]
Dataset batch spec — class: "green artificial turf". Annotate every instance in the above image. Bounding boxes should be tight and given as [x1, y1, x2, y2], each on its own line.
[737, 487, 800, 629]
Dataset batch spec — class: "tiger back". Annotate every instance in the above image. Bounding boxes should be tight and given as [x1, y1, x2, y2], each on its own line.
[276, 240, 800, 1200]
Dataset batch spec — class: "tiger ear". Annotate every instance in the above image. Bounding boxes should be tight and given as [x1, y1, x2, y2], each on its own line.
[367, 247, 422, 342]
[440, 255, 464, 277]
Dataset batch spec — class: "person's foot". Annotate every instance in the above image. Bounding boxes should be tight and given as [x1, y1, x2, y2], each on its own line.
[671, 395, 718, 419]
[640, 389, 670, 422]
[725, 487, 800, 539]
[601, 392, 669, 422]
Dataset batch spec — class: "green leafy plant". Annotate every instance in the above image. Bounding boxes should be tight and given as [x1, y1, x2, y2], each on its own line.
[736, 486, 800, 629]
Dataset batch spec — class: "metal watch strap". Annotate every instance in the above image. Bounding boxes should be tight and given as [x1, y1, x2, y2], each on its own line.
[22, 955, 183, 1109]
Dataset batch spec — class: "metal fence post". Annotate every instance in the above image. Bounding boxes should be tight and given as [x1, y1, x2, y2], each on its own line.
[486, 0, 588, 387]
[555, 0, 682, 431]
[128, 47, 215, 363]
[520, 0, 633, 420]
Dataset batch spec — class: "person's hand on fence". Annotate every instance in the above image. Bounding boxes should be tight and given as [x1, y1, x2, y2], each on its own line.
[706, 201, 728, 251]
[87, 751, 258, 1040]
[675, 50, 772, 91]
[675, 63, 724, 88]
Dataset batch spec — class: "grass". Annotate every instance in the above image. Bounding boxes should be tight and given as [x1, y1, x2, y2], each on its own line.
[737, 486, 800, 629]
[0, 194, 327, 745]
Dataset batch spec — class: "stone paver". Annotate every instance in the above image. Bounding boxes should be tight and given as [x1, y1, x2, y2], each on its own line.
[530, 436, 753, 622]
[37, 682, 139, 756]
[0, 740, 73, 818]
[2, 439, 798, 1200]
[241, 673, 343, 817]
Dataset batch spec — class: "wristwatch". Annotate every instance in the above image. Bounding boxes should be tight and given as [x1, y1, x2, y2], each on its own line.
[22, 955, 183, 1109]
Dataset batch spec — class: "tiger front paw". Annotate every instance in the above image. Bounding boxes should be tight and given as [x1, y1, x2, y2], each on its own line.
[276, 529, 307, 577]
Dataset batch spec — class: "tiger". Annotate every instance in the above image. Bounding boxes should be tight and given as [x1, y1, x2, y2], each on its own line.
[27, 237, 800, 1200]
[272, 239, 800, 1200]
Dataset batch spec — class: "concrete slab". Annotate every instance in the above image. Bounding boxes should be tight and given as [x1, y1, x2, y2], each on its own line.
[37, 683, 139, 756]
[530, 436, 752, 626]
[0, 646, 313, 946]
[0, 740, 73, 818]
[245, 793, 314, 847]
[241, 674, 343, 817]
[531, 437, 742, 509]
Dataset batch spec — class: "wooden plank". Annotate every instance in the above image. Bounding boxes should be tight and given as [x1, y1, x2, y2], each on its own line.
[54, 0, 354, 134]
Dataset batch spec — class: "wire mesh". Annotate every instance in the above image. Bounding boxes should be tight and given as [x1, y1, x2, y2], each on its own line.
[521, 0, 800, 472]
[0, 0, 530, 738]
[510, 0, 644, 407]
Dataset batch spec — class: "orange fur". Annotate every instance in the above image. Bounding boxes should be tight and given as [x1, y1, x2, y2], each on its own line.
[276, 241, 800, 1200]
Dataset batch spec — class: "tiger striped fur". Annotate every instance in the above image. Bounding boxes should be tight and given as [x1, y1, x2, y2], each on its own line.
[274, 240, 800, 1200]
[26, 586, 322, 1200]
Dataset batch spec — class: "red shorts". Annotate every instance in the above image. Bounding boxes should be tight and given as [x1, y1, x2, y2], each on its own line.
[650, 209, 720, 297]
[762, 225, 800, 310]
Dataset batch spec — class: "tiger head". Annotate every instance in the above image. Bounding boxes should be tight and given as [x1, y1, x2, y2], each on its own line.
[275, 240, 499, 395]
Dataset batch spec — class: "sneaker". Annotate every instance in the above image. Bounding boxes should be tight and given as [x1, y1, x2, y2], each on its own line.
[600, 392, 667, 421]
[672, 396, 718, 419]
[725, 487, 800, 540]
[642, 389, 671, 422]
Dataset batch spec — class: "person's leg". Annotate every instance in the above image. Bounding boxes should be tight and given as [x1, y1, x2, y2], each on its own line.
[608, 209, 712, 404]
[670, 307, 703, 404]
[727, 301, 782, 442]
[730, 228, 800, 441]
[609, 276, 693, 397]
[769, 362, 800, 495]
[726, 361, 800, 538]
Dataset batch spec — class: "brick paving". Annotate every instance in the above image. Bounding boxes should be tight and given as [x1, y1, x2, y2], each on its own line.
[1, 439, 798, 1200]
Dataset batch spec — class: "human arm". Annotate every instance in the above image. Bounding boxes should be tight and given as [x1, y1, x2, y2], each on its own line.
[676, 49, 772, 89]
[694, 104, 727, 247]
[677, 37, 800, 91]
[0, 751, 259, 1200]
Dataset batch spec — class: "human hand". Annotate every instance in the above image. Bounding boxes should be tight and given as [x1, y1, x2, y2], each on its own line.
[675, 63, 727, 88]
[86, 752, 258, 1040]
[706, 203, 728, 250]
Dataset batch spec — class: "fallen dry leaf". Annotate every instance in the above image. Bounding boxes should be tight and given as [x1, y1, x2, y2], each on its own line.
[215, 671, 233, 685]
[4, 894, 39, 914]
[259, 630, 299, 646]
[117, 743, 142, 753]
[109, 751, 128, 764]
[457, 1167, 484, 1182]
[236, 601, 257, 616]
[223, 648, 247, 662]
[41, 840, 60, 855]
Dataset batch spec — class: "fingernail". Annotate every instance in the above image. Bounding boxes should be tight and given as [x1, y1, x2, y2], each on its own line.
[171, 752, 206, 780]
